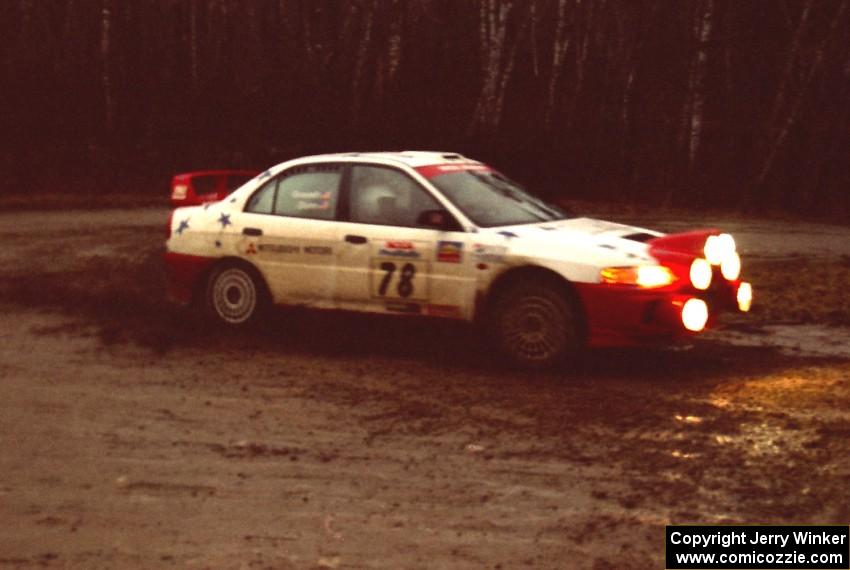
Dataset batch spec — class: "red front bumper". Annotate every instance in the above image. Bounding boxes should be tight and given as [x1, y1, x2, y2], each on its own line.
[573, 281, 742, 347]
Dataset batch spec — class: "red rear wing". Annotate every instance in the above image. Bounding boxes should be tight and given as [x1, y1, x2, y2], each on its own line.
[170, 169, 259, 207]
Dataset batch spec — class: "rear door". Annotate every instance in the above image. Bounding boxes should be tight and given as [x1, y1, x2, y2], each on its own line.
[241, 163, 344, 307]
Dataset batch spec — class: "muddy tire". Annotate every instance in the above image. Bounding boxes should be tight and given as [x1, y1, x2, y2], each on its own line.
[489, 281, 581, 369]
[204, 262, 268, 327]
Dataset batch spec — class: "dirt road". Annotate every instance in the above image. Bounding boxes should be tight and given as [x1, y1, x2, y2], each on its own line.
[0, 207, 848, 569]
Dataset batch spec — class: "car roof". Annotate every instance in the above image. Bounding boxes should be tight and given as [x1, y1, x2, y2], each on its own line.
[293, 151, 479, 168]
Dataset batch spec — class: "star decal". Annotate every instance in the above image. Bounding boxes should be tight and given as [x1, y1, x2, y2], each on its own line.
[218, 212, 232, 229]
[214, 240, 222, 248]
[176, 219, 190, 235]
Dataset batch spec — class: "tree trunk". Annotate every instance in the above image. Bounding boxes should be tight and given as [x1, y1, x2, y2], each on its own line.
[351, 0, 377, 121]
[750, 0, 847, 206]
[467, 0, 527, 138]
[544, 0, 573, 130]
[100, 0, 113, 135]
[667, 0, 713, 206]
[189, 0, 199, 90]
[687, 0, 713, 175]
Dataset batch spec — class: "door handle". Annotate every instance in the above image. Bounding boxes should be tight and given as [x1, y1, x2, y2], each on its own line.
[345, 234, 368, 244]
[243, 227, 263, 236]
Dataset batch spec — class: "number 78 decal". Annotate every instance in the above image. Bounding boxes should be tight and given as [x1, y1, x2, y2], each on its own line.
[370, 259, 428, 301]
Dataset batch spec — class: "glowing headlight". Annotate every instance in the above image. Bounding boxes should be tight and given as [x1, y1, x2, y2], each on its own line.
[600, 265, 676, 288]
[689, 258, 713, 290]
[720, 251, 741, 280]
[681, 298, 709, 332]
[737, 281, 753, 312]
[636, 266, 675, 288]
[704, 233, 736, 265]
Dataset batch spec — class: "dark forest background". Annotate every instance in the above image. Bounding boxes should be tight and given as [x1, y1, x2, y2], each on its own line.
[1, 0, 849, 216]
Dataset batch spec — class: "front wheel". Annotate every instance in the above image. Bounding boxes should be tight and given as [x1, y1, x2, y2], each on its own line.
[204, 263, 267, 326]
[489, 281, 582, 369]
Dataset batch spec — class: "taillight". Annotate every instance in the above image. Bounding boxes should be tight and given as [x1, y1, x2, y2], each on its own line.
[166, 210, 175, 240]
[172, 183, 189, 200]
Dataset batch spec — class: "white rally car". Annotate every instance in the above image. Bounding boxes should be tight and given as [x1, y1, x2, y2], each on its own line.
[165, 151, 752, 368]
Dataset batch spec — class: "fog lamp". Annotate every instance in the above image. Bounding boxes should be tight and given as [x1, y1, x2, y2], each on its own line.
[720, 251, 741, 280]
[689, 258, 712, 290]
[737, 282, 753, 312]
[704, 233, 735, 265]
[681, 298, 708, 332]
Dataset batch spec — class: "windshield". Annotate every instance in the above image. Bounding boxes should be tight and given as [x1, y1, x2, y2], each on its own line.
[428, 170, 570, 227]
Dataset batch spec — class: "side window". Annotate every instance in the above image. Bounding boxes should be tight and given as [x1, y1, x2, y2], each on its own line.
[274, 169, 340, 220]
[245, 178, 275, 214]
[350, 165, 442, 227]
[244, 165, 342, 220]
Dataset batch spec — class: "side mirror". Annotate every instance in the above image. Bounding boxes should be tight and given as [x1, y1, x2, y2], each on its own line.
[416, 209, 454, 230]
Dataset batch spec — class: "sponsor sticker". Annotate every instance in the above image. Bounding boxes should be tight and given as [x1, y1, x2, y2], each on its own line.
[472, 244, 506, 263]
[436, 241, 463, 263]
[294, 190, 332, 211]
[258, 244, 299, 254]
[378, 240, 421, 259]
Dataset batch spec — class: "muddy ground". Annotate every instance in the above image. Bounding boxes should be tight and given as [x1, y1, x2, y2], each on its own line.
[0, 207, 849, 569]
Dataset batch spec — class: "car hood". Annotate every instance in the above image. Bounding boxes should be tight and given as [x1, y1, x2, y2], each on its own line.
[477, 217, 665, 269]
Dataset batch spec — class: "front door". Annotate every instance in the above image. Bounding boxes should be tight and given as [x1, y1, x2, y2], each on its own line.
[334, 164, 476, 319]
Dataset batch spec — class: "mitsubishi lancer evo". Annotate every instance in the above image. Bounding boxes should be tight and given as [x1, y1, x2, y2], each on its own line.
[165, 151, 752, 368]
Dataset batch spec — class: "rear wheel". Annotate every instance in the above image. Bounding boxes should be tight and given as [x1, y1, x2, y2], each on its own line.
[204, 263, 267, 326]
[490, 281, 581, 369]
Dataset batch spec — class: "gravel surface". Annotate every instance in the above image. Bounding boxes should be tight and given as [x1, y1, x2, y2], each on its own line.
[0, 207, 848, 569]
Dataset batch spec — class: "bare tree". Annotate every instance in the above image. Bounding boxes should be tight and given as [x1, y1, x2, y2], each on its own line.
[667, 0, 713, 205]
[747, 0, 847, 206]
[189, 0, 199, 90]
[468, 0, 529, 137]
[351, 0, 378, 120]
[686, 0, 713, 176]
[100, 0, 113, 135]
[544, 0, 574, 130]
